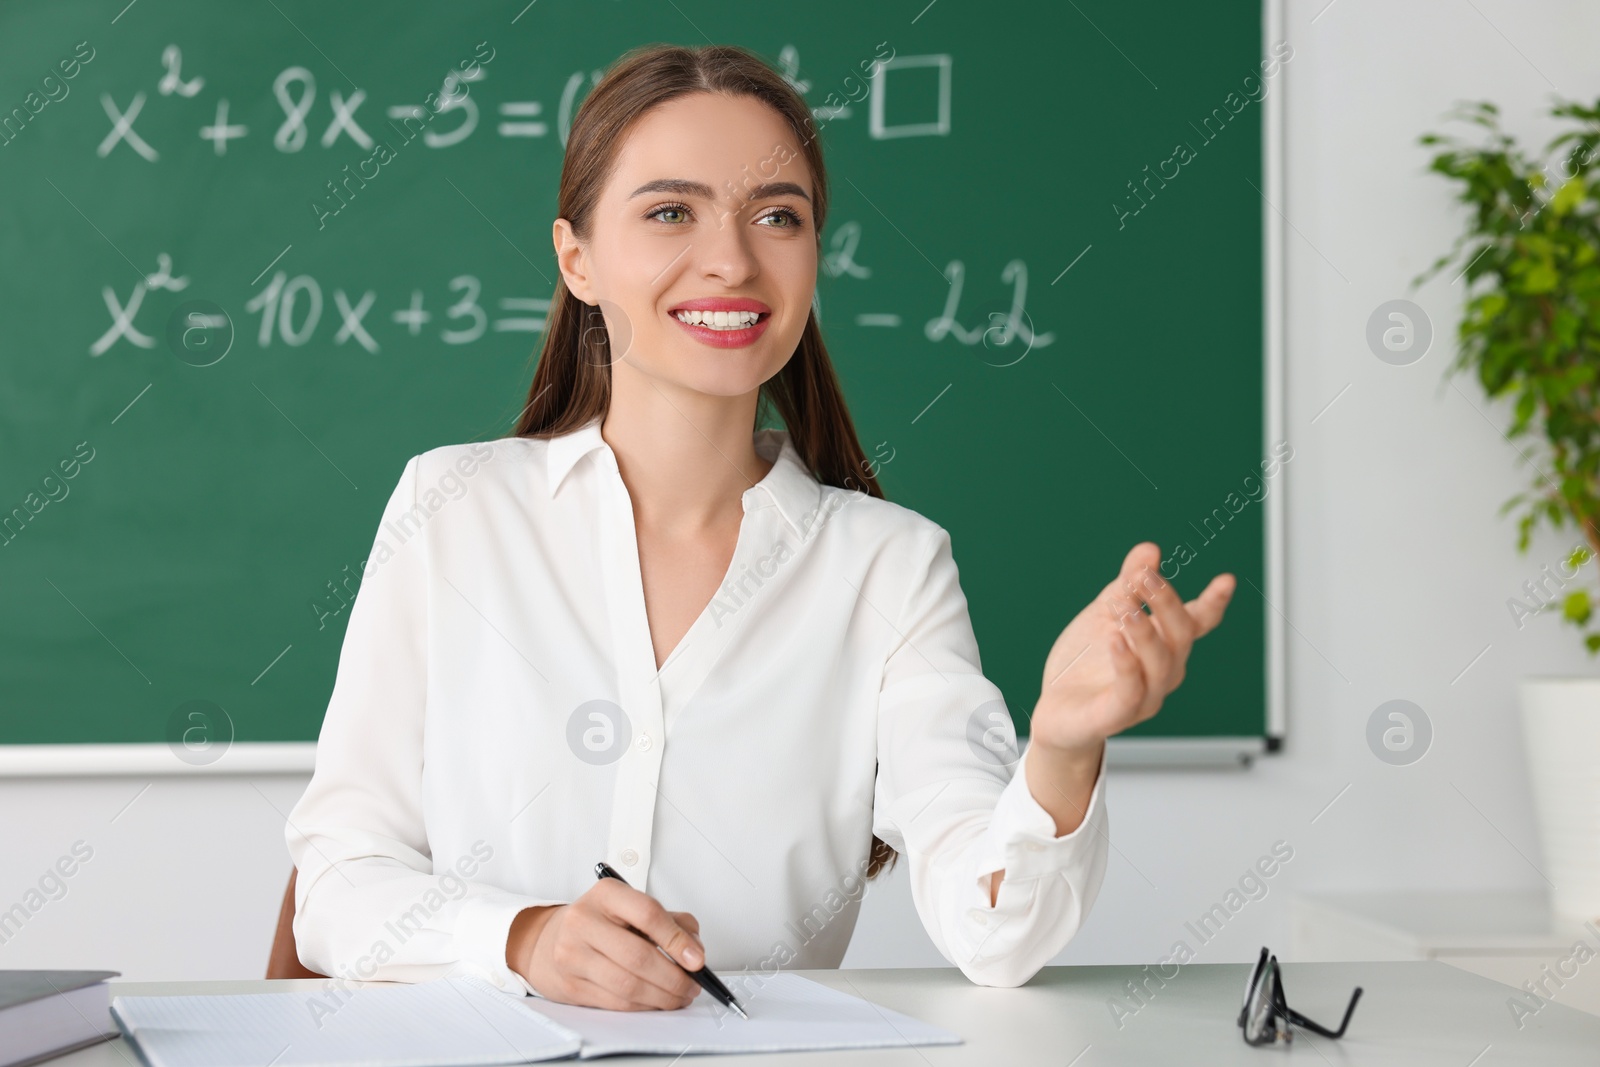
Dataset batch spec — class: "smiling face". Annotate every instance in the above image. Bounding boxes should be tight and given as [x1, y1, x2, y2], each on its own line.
[553, 91, 818, 399]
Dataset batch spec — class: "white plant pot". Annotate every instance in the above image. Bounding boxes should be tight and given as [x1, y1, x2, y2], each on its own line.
[1519, 677, 1600, 922]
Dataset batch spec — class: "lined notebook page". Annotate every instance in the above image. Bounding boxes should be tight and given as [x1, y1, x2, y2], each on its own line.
[520, 973, 962, 1058]
[111, 977, 582, 1067]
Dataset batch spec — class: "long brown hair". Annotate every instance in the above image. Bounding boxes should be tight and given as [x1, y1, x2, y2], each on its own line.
[510, 43, 896, 880]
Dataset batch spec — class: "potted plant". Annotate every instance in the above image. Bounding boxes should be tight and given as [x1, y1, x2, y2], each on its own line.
[1416, 97, 1600, 922]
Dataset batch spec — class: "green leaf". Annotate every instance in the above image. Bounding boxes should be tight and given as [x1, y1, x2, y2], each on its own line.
[1550, 177, 1586, 216]
[1554, 312, 1582, 349]
[1522, 261, 1559, 292]
[1500, 492, 1530, 517]
[1477, 292, 1508, 321]
[1514, 390, 1539, 427]
[1586, 633, 1600, 654]
[1565, 589, 1593, 624]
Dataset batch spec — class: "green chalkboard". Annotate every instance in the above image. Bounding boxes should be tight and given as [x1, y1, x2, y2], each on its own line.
[0, 0, 1276, 749]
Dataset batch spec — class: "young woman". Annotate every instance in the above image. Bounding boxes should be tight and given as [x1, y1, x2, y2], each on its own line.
[286, 43, 1235, 1012]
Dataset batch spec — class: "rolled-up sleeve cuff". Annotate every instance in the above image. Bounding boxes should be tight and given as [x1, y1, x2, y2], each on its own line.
[454, 891, 569, 996]
[974, 744, 1109, 882]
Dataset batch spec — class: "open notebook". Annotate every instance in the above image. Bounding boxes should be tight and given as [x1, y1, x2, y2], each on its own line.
[110, 973, 961, 1065]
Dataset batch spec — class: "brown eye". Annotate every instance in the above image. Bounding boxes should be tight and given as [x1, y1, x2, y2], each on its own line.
[646, 203, 691, 224]
[759, 206, 806, 229]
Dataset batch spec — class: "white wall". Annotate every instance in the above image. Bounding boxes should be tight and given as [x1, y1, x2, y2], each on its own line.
[5, 0, 1600, 980]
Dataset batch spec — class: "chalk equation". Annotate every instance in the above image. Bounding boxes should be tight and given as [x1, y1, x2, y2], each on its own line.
[824, 223, 1054, 357]
[92, 248, 1054, 361]
[93, 259, 546, 357]
[94, 42, 949, 164]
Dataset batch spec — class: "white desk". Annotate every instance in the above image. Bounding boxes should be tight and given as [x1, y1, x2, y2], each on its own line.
[65, 963, 1600, 1066]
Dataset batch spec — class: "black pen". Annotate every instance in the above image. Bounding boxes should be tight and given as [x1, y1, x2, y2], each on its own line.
[593, 861, 748, 1020]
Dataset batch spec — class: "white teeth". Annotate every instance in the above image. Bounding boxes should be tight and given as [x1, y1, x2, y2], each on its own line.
[674, 309, 762, 330]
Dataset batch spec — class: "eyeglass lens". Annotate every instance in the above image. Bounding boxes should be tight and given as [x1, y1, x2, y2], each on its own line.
[1241, 953, 1281, 1044]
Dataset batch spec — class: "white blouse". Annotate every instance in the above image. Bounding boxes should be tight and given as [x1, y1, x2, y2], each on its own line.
[285, 415, 1109, 993]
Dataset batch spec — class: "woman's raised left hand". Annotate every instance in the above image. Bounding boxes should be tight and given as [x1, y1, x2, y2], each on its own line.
[1030, 542, 1235, 760]
[1006, 543, 1235, 846]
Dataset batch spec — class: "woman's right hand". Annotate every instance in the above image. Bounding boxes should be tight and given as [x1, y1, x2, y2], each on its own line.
[506, 879, 705, 1010]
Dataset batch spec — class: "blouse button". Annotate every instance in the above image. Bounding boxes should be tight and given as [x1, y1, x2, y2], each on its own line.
[971, 911, 989, 926]
[620, 848, 639, 867]
[636, 733, 653, 751]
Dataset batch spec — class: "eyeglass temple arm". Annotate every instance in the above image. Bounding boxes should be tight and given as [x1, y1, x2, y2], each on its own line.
[1285, 986, 1363, 1039]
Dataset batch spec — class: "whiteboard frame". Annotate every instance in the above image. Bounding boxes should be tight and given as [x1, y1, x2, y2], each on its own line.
[0, 0, 1289, 777]
[0, 742, 316, 776]
[1263, 0, 1289, 749]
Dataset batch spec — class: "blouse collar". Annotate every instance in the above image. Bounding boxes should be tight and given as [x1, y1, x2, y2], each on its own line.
[545, 416, 825, 539]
